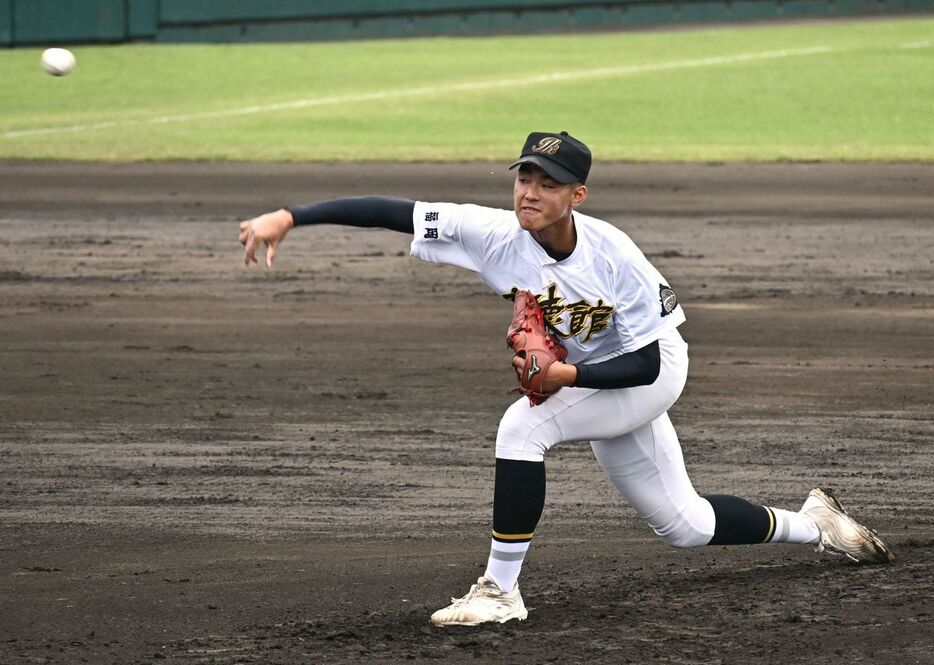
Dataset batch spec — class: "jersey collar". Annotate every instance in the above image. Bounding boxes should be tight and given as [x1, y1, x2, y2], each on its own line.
[529, 215, 589, 269]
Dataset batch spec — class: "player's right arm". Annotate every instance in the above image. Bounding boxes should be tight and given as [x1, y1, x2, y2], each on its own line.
[239, 197, 415, 268]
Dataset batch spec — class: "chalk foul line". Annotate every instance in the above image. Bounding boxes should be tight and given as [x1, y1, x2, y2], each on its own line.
[3, 46, 833, 139]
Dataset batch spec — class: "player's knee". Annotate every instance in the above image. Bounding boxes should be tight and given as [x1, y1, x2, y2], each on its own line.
[495, 402, 561, 462]
[659, 526, 709, 549]
[495, 422, 547, 461]
[653, 499, 715, 549]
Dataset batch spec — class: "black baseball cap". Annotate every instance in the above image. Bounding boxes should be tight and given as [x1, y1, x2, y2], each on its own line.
[509, 131, 591, 185]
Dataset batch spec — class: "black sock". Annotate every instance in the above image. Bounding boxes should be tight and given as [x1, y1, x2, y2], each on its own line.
[492, 458, 546, 542]
[704, 494, 776, 545]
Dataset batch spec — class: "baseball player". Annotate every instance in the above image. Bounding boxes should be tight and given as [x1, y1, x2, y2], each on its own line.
[239, 131, 893, 627]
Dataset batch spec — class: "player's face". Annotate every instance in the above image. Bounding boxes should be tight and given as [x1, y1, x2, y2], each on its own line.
[513, 166, 587, 235]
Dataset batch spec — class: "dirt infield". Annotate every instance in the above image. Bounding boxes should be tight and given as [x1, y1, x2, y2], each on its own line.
[1, 161, 932, 664]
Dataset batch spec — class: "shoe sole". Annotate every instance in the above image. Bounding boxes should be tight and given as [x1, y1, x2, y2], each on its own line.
[431, 609, 528, 627]
[811, 488, 894, 564]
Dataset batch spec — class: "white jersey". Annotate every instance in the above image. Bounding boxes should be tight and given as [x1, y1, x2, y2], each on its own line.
[410, 202, 685, 364]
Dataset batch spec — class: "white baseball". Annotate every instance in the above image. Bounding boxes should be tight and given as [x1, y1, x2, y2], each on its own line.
[40, 48, 76, 76]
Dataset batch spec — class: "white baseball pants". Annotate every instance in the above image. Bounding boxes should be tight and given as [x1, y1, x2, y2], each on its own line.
[495, 328, 716, 548]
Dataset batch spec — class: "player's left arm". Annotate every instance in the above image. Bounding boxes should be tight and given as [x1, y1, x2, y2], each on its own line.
[518, 341, 660, 393]
[571, 341, 660, 389]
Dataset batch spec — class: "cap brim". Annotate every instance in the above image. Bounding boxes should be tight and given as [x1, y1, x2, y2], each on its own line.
[508, 156, 580, 184]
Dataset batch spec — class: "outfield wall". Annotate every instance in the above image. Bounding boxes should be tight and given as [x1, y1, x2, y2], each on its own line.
[2, 0, 932, 46]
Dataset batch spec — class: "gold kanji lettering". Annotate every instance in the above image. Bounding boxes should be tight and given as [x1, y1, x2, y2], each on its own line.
[503, 284, 615, 344]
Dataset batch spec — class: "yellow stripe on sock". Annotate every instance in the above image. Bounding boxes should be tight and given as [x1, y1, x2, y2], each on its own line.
[762, 507, 777, 543]
[491, 530, 534, 541]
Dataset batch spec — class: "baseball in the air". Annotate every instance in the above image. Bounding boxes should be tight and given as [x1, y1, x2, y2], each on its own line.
[40, 48, 76, 76]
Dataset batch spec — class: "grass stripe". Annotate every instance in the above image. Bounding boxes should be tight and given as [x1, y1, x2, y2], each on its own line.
[1, 17, 931, 161]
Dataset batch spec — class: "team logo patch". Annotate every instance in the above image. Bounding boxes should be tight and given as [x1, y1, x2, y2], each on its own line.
[531, 137, 562, 155]
[659, 284, 678, 317]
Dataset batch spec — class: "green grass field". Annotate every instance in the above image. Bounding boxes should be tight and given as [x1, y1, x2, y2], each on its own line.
[1, 17, 932, 162]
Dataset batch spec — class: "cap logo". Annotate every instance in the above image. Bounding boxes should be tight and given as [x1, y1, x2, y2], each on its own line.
[531, 137, 562, 156]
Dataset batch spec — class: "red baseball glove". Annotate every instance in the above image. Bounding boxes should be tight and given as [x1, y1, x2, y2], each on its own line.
[506, 290, 568, 406]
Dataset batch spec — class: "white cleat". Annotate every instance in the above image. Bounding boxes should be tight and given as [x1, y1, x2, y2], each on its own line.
[430, 576, 529, 627]
[802, 487, 894, 564]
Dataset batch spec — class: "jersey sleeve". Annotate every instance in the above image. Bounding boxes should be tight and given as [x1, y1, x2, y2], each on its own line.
[409, 201, 506, 273]
[611, 246, 686, 353]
